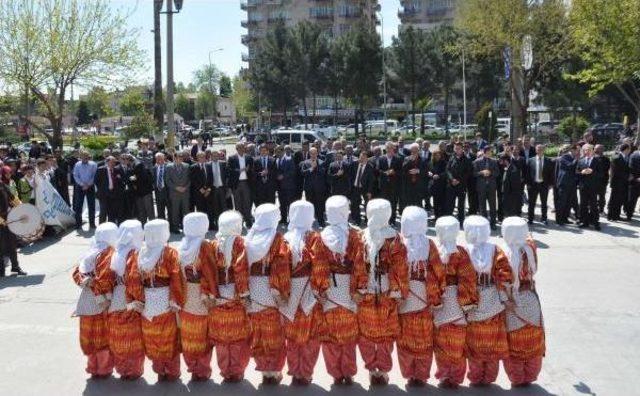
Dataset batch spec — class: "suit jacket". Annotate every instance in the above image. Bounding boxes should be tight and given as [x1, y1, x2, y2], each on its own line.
[610, 153, 630, 189]
[556, 153, 577, 188]
[526, 156, 555, 187]
[95, 165, 126, 199]
[190, 144, 207, 159]
[597, 155, 611, 188]
[209, 161, 228, 188]
[376, 155, 403, 195]
[276, 156, 297, 192]
[165, 162, 191, 193]
[300, 159, 327, 194]
[473, 156, 500, 190]
[328, 160, 350, 196]
[254, 155, 278, 192]
[502, 163, 523, 195]
[190, 162, 213, 194]
[446, 155, 473, 189]
[226, 154, 254, 189]
[577, 156, 606, 191]
[401, 155, 429, 198]
[129, 160, 154, 197]
[520, 146, 536, 162]
[349, 161, 375, 196]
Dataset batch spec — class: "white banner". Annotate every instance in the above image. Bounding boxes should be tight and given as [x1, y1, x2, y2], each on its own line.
[35, 178, 76, 229]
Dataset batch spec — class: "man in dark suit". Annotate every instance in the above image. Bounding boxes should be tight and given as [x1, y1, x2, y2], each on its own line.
[526, 144, 555, 225]
[608, 144, 631, 221]
[293, 141, 311, 200]
[555, 145, 578, 225]
[328, 150, 350, 197]
[377, 142, 403, 224]
[627, 148, 640, 220]
[520, 137, 536, 162]
[208, 150, 228, 229]
[227, 143, 254, 227]
[594, 144, 610, 214]
[576, 144, 604, 230]
[275, 146, 297, 223]
[300, 147, 327, 226]
[124, 154, 155, 225]
[473, 146, 500, 229]
[349, 151, 375, 226]
[190, 136, 207, 159]
[165, 150, 191, 233]
[464, 142, 478, 215]
[253, 144, 277, 205]
[52, 150, 70, 205]
[190, 151, 213, 214]
[401, 143, 429, 210]
[446, 143, 473, 224]
[152, 152, 169, 220]
[95, 156, 125, 224]
[500, 154, 523, 217]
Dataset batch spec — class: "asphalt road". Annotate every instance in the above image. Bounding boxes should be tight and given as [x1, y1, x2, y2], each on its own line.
[0, 197, 639, 395]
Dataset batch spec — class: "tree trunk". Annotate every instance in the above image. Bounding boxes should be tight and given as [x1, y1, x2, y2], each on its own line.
[333, 94, 338, 129]
[444, 87, 450, 138]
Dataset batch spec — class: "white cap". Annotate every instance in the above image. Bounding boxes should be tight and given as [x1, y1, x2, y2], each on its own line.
[143, 219, 170, 248]
[288, 200, 315, 231]
[501, 216, 529, 246]
[117, 219, 144, 251]
[366, 199, 392, 230]
[252, 203, 280, 231]
[463, 215, 490, 245]
[400, 206, 428, 237]
[183, 212, 209, 238]
[435, 216, 459, 244]
[217, 210, 243, 237]
[94, 222, 118, 247]
[326, 195, 350, 225]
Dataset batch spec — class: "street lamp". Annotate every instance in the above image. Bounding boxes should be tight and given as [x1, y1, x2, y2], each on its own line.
[378, 10, 388, 135]
[163, 0, 184, 150]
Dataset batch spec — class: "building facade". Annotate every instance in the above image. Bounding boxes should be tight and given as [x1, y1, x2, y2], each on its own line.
[240, 0, 380, 65]
[398, 0, 458, 31]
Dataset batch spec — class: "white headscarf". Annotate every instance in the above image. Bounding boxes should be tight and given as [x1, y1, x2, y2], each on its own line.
[435, 216, 460, 264]
[284, 200, 315, 267]
[79, 222, 118, 274]
[139, 219, 171, 273]
[400, 206, 429, 272]
[463, 215, 495, 274]
[110, 220, 144, 276]
[501, 216, 536, 291]
[245, 203, 280, 265]
[363, 199, 397, 265]
[321, 195, 350, 255]
[216, 210, 244, 268]
[179, 212, 209, 268]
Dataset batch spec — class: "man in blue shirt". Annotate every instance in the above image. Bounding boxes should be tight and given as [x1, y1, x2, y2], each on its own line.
[72, 151, 97, 229]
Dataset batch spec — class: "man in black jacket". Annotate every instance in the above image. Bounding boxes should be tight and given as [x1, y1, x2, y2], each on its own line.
[376, 142, 403, 224]
[401, 143, 430, 210]
[208, 150, 228, 229]
[446, 142, 472, 223]
[525, 144, 555, 225]
[227, 143, 254, 227]
[594, 144, 610, 214]
[275, 146, 297, 223]
[327, 150, 350, 197]
[190, 151, 213, 214]
[608, 144, 631, 221]
[95, 156, 125, 223]
[300, 147, 327, 226]
[625, 149, 640, 221]
[473, 146, 500, 229]
[576, 144, 604, 230]
[124, 154, 155, 224]
[253, 144, 278, 205]
[500, 154, 523, 218]
[349, 151, 374, 226]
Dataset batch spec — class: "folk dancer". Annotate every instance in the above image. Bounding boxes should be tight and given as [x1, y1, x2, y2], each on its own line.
[433, 216, 478, 388]
[244, 203, 292, 384]
[354, 199, 409, 385]
[397, 206, 445, 387]
[463, 215, 513, 386]
[501, 217, 545, 387]
[128, 219, 185, 382]
[312, 195, 361, 385]
[72, 222, 118, 378]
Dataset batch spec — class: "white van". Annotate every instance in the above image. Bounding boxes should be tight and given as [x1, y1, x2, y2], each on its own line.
[271, 129, 325, 150]
[365, 120, 398, 135]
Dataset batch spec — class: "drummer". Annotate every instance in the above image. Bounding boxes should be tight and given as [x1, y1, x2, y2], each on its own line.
[0, 167, 26, 277]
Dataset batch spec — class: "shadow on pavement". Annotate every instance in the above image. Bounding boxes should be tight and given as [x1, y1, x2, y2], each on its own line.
[0, 274, 45, 290]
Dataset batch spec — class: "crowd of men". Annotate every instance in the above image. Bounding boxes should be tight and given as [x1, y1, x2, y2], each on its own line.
[2, 130, 639, 237]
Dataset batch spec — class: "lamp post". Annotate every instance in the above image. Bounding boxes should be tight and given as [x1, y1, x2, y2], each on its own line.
[379, 10, 387, 135]
[163, 0, 183, 150]
[461, 47, 467, 140]
[208, 48, 224, 126]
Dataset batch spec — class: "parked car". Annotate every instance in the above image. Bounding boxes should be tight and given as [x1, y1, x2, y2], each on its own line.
[271, 129, 324, 149]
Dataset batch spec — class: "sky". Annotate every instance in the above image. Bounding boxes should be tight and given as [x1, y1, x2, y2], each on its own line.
[111, 0, 400, 87]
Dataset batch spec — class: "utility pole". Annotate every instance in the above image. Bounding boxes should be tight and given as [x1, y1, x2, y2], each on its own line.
[380, 10, 387, 135]
[165, 0, 182, 150]
[462, 47, 467, 140]
[153, 0, 163, 141]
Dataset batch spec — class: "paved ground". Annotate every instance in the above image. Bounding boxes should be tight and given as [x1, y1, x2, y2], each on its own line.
[1, 183, 639, 395]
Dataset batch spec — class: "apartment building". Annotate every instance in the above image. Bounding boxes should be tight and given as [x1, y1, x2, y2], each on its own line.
[398, 0, 458, 31]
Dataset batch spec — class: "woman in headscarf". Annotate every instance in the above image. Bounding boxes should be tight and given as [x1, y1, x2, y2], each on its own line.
[462, 215, 513, 386]
[94, 220, 145, 380]
[311, 195, 361, 385]
[281, 200, 322, 385]
[72, 222, 118, 379]
[433, 216, 478, 388]
[244, 203, 291, 385]
[178, 212, 215, 381]
[397, 206, 445, 387]
[353, 199, 409, 386]
[127, 219, 185, 382]
[201, 210, 251, 383]
[501, 217, 545, 387]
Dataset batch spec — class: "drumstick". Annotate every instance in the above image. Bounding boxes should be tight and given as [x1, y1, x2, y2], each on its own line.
[7, 215, 28, 225]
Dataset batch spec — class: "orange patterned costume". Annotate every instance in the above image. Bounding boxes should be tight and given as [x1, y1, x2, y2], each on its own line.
[246, 232, 291, 377]
[94, 250, 145, 380]
[72, 248, 115, 377]
[354, 234, 409, 378]
[397, 240, 445, 383]
[433, 246, 478, 386]
[201, 236, 252, 382]
[126, 246, 185, 381]
[311, 227, 362, 382]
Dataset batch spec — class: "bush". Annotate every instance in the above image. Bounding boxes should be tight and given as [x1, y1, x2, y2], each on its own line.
[81, 135, 117, 150]
[544, 145, 561, 157]
[556, 115, 589, 141]
[475, 101, 497, 141]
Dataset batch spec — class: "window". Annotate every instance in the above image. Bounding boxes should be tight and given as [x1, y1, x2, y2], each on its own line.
[290, 133, 301, 143]
[275, 133, 291, 144]
[303, 133, 316, 143]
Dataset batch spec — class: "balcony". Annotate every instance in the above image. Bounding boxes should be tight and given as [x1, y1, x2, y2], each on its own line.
[242, 53, 253, 62]
[241, 34, 258, 45]
[398, 8, 420, 20]
[241, 19, 261, 28]
[240, 2, 247, 11]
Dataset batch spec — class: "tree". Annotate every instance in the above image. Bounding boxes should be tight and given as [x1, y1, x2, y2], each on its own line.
[119, 89, 146, 116]
[195, 90, 215, 120]
[427, 26, 461, 135]
[456, 0, 571, 140]
[193, 64, 220, 120]
[126, 111, 155, 140]
[0, 0, 143, 149]
[175, 92, 195, 122]
[232, 75, 255, 123]
[570, 0, 640, 142]
[85, 86, 112, 119]
[76, 100, 91, 125]
[219, 74, 232, 97]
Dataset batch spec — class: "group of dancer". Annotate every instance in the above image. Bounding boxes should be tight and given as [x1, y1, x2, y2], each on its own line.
[72, 196, 544, 389]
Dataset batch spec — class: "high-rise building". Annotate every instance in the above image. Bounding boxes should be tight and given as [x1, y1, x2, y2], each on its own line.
[398, 0, 458, 31]
[240, 0, 380, 65]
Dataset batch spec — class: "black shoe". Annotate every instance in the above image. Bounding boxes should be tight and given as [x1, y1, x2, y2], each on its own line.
[527, 220, 533, 225]
[578, 223, 589, 229]
[543, 220, 548, 225]
[89, 223, 96, 229]
[11, 267, 27, 276]
[594, 224, 601, 231]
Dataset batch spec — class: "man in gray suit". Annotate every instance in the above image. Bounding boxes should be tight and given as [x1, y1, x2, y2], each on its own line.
[473, 146, 500, 229]
[165, 150, 191, 233]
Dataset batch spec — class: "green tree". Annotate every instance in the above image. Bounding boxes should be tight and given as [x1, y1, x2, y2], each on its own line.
[119, 89, 146, 116]
[126, 111, 155, 140]
[76, 100, 91, 125]
[195, 90, 215, 120]
[232, 75, 255, 123]
[556, 115, 589, 140]
[570, 0, 640, 142]
[193, 64, 220, 120]
[175, 92, 195, 121]
[219, 74, 232, 97]
[85, 86, 112, 119]
[0, 0, 143, 148]
[427, 26, 461, 134]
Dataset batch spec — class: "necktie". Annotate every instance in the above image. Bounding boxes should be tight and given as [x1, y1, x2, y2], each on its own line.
[537, 157, 542, 182]
[108, 167, 113, 190]
[355, 164, 363, 188]
[158, 166, 164, 189]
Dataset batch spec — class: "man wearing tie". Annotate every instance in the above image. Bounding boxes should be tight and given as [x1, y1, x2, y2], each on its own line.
[95, 156, 124, 223]
[349, 151, 374, 225]
[328, 150, 350, 196]
[526, 144, 554, 225]
[608, 143, 631, 221]
[208, 150, 227, 229]
[376, 142, 403, 224]
[226, 142, 254, 227]
[253, 144, 277, 205]
[401, 143, 429, 210]
[300, 147, 327, 226]
[190, 151, 212, 214]
[276, 145, 297, 223]
[576, 144, 603, 230]
[555, 145, 578, 226]
[153, 153, 169, 220]
[165, 150, 191, 233]
[473, 146, 500, 229]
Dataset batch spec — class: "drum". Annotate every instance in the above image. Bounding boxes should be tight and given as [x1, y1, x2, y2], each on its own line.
[7, 203, 45, 243]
